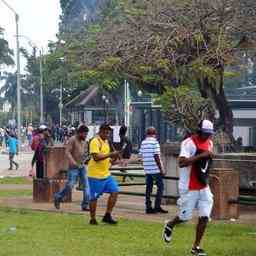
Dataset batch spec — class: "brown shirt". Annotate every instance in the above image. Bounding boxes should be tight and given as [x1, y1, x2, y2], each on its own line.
[65, 135, 88, 167]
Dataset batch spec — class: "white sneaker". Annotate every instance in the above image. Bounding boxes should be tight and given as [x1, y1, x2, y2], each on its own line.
[162, 220, 173, 244]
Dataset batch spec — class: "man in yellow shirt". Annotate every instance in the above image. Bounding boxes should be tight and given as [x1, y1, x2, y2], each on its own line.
[88, 124, 120, 225]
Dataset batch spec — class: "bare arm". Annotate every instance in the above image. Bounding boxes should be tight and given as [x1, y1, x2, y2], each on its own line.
[65, 140, 77, 167]
[154, 154, 165, 175]
[179, 151, 213, 168]
[92, 151, 120, 162]
[47, 137, 54, 146]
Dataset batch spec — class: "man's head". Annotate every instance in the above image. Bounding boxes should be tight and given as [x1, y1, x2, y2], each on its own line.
[77, 125, 89, 141]
[39, 124, 47, 135]
[39, 125, 51, 138]
[198, 120, 214, 141]
[10, 132, 16, 138]
[99, 123, 112, 140]
[146, 127, 157, 138]
[119, 126, 127, 138]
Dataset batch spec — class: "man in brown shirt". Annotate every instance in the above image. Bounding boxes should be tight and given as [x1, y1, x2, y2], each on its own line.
[54, 125, 89, 211]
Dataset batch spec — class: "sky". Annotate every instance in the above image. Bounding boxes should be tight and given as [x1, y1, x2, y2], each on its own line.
[0, 0, 61, 72]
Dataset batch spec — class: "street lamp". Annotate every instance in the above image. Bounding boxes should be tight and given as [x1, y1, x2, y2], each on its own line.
[102, 95, 109, 122]
[59, 82, 63, 127]
[51, 84, 63, 127]
[137, 90, 143, 97]
[1, 0, 21, 145]
[57, 57, 66, 126]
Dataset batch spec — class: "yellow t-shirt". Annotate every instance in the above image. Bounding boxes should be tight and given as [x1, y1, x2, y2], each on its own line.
[87, 137, 111, 179]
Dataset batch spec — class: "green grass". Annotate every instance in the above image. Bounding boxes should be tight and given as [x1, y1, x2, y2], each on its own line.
[0, 208, 255, 256]
[0, 190, 32, 197]
[0, 177, 32, 185]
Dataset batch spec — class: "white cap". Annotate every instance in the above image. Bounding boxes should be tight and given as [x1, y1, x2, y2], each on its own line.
[39, 124, 47, 130]
[200, 120, 214, 134]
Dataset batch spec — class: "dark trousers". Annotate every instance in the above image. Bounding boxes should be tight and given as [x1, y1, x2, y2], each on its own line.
[145, 173, 164, 209]
[9, 153, 18, 170]
[36, 161, 44, 179]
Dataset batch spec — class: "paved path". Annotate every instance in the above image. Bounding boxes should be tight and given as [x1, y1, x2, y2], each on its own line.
[0, 150, 255, 225]
[0, 185, 255, 225]
[0, 184, 32, 190]
[0, 150, 33, 178]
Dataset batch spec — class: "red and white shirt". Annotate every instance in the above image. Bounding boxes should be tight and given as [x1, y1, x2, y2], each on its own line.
[179, 135, 213, 192]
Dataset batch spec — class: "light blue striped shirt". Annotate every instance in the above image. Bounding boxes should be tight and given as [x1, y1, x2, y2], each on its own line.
[140, 137, 161, 174]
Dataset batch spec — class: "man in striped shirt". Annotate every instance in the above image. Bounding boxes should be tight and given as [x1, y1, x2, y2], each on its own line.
[140, 127, 168, 214]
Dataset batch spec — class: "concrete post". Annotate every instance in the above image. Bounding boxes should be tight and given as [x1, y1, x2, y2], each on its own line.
[161, 143, 180, 204]
[210, 168, 239, 220]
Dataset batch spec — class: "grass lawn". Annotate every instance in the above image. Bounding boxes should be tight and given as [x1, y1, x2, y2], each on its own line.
[0, 190, 32, 197]
[0, 208, 255, 256]
[0, 177, 32, 185]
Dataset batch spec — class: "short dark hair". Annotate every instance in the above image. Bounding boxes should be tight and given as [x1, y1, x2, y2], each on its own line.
[146, 127, 157, 136]
[77, 125, 89, 133]
[99, 123, 112, 131]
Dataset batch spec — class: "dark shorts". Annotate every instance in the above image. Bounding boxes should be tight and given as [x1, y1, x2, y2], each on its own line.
[88, 176, 119, 201]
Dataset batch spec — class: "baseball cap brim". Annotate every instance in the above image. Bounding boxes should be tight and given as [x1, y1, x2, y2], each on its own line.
[201, 128, 215, 135]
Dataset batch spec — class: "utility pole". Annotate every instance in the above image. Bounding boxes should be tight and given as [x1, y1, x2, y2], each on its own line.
[124, 80, 130, 129]
[39, 49, 44, 123]
[1, 0, 22, 147]
[59, 82, 63, 127]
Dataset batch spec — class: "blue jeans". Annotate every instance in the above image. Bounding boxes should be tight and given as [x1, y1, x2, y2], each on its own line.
[55, 167, 89, 208]
[145, 173, 164, 209]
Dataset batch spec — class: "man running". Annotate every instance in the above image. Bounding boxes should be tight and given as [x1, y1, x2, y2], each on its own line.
[87, 124, 120, 225]
[162, 120, 214, 256]
[54, 125, 89, 211]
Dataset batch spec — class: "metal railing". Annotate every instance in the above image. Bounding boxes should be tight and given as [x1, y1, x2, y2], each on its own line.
[110, 165, 179, 200]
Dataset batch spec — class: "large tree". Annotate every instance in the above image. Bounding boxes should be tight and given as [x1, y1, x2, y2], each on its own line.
[60, 0, 256, 138]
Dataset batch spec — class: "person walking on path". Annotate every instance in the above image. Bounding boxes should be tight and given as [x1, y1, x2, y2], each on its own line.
[87, 124, 120, 225]
[140, 127, 168, 214]
[27, 123, 33, 146]
[8, 133, 19, 170]
[162, 120, 215, 256]
[32, 125, 53, 179]
[54, 125, 90, 211]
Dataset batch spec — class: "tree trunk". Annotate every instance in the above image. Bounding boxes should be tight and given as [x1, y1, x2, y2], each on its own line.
[201, 74, 234, 138]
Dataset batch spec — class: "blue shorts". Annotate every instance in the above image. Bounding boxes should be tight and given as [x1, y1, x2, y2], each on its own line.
[88, 176, 119, 201]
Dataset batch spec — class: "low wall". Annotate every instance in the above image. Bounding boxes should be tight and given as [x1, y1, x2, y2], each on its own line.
[161, 143, 180, 200]
[162, 144, 256, 195]
[44, 146, 69, 178]
[213, 153, 256, 189]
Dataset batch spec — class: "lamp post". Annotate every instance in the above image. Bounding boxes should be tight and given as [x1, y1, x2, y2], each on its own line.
[57, 57, 65, 126]
[105, 98, 109, 122]
[39, 49, 44, 123]
[58, 82, 63, 127]
[51, 85, 63, 127]
[1, 0, 21, 145]
[102, 95, 109, 122]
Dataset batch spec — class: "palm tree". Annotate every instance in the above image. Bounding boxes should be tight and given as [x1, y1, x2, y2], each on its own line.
[0, 27, 14, 66]
[0, 72, 17, 115]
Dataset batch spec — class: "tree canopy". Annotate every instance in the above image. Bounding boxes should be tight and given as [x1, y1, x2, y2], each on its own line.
[57, 0, 256, 136]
